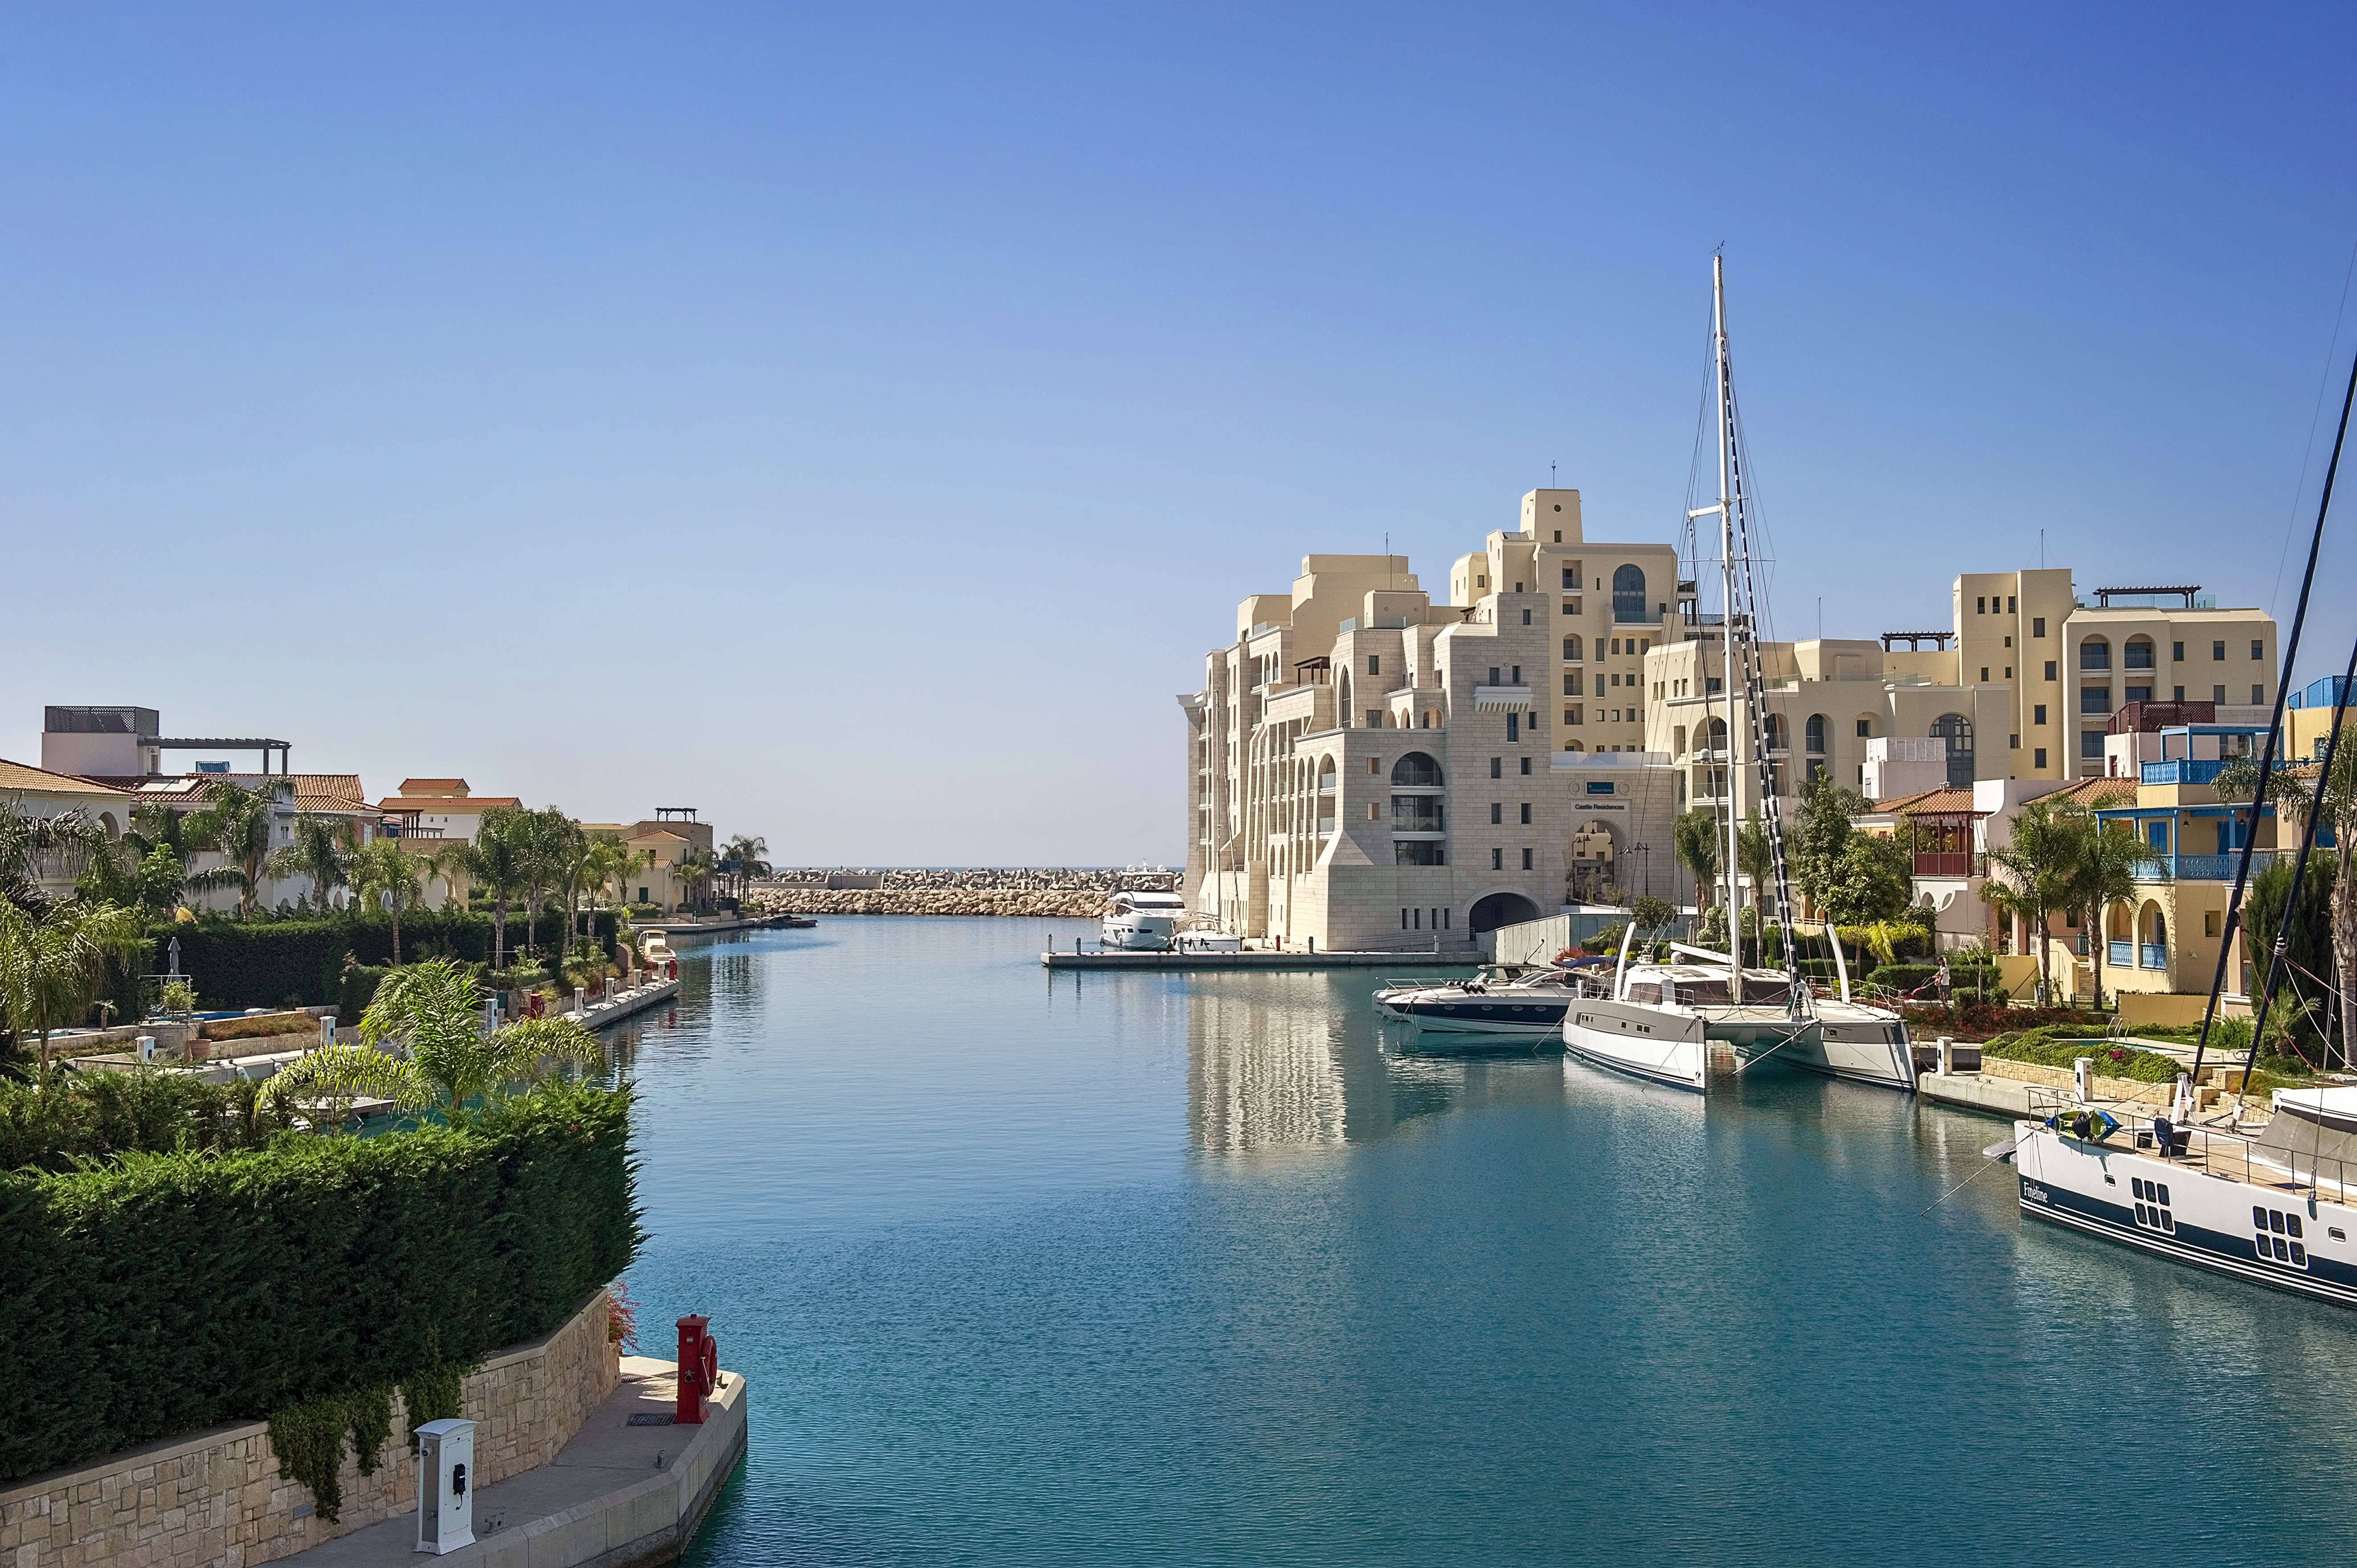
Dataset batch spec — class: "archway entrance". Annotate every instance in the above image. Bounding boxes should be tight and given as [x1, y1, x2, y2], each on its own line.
[1468, 892, 1542, 933]
[1568, 815, 1624, 904]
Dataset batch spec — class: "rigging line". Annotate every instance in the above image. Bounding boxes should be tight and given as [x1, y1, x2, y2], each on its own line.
[2271, 237, 2357, 619]
[2193, 344, 2357, 1081]
[2241, 626, 2357, 1095]
[1921, 1150, 2012, 1215]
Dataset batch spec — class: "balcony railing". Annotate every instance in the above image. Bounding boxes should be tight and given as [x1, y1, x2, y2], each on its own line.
[2109, 940, 2132, 967]
[2140, 759, 2226, 786]
[2140, 942, 2167, 969]
[2132, 851, 2280, 881]
[1614, 606, 1665, 624]
[1913, 852, 1975, 877]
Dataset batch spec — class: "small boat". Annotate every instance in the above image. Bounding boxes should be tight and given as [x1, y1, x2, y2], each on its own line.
[1374, 963, 1601, 1039]
[1101, 890, 1190, 951]
[1175, 930, 1243, 954]
[1562, 946, 1822, 1092]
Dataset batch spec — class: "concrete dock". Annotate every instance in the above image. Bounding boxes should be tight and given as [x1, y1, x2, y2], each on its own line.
[283, 1357, 745, 1568]
[567, 977, 681, 1031]
[1917, 1072, 2037, 1119]
[1042, 950, 1476, 971]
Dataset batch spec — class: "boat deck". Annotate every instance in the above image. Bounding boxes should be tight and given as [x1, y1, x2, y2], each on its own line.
[2037, 1092, 2346, 1201]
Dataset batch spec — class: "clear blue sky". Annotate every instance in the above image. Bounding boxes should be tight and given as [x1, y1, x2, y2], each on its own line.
[4, 4, 2353, 864]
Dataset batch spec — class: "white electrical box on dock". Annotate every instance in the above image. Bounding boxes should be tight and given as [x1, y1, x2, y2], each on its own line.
[414, 1417, 475, 1553]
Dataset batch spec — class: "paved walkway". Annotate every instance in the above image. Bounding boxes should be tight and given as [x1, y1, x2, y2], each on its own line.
[287, 1359, 743, 1568]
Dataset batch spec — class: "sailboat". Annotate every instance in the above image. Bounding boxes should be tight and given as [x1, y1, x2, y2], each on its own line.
[1563, 257, 1902, 1090]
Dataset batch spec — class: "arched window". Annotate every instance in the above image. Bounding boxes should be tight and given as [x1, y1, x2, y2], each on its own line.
[1763, 713, 1786, 752]
[1563, 739, 1584, 752]
[1702, 716, 1728, 750]
[1930, 713, 1975, 788]
[1391, 751, 1443, 787]
[1316, 758, 1337, 792]
[2124, 636, 2156, 671]
[2080, 637, 2111, 671]
[1804, 713, 1827, 754]
[1612, 564, 1646, 620]
[1563, 635, 1582, 660]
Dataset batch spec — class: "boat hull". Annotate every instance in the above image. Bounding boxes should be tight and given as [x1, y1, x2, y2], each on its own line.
[1563, 1000, 1709, 1091]
[2014, 1122, 2357, 1309]
[1100, 916, 1177, 952]
[1375, 993, 1572, 1037]
[1769, 1005, 1916, 1092]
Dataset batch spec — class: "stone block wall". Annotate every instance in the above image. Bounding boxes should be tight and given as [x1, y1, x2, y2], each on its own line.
[0, 1290, 619, 1568]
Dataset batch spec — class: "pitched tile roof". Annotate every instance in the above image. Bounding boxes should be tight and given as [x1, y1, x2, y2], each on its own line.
[2047, 776, 2139, 808]
[397, 778, 470, 796]
[377, 795, 520, 813]
[0, 757, 135, 798]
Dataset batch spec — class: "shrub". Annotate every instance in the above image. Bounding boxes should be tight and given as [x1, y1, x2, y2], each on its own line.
[200, 1011, 316, 1042]
[1898, 1001, 2107, 1040]
[1984, 1026, 2184, 1083]
[0, 1070, 296, 1174]
[0, 1081, 639, 1484]
[1865, 964, 1940, 995]
[154, 911, 623, 1010]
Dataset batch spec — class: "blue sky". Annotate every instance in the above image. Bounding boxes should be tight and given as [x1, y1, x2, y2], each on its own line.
[4, 4, 2353, 864]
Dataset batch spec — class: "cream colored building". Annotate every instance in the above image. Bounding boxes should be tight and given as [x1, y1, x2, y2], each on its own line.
[0, 758, 136, 899]
[1183, 490, 1687, 950]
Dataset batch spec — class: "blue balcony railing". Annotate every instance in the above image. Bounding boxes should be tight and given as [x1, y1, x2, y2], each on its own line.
[2140, 942, 2167, 969]
[2133, 851, 2278, 881]
[2108, 940, 2132, 967]
[2140, 758, 2225, 785]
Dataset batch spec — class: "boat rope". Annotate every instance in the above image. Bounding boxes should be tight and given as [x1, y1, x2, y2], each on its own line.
[2191, 342, 2357, 1081]
[1921, 1150, 2013, 1216]
[2237, 625, 2357, 1095]
[1731, 1023, 1811, 1074]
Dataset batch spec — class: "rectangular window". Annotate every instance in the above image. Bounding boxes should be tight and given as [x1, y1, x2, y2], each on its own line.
[1491, 757, 1502, 778]
[2254, 684, 2266, 705]
[2173, 641, 2184, 661]
[2081, 729, 2105, 759]
[1492, 848, 1504, 871]
[2214, 684, 2226, 704]
[1856, 719, 1872, 737]
[2045, 661, 2057, 680]
[1976, 597, 1986, 614]
[1367, 802, 1380, 819]
[1413, 908, 1422, 928]
[1368, 710, 1385, 728]
[1522, 848, 1534, 870]
[1980, 667, 1989, 682]
[1565, 674, 1579, 695]
[1507, 714, 1520, 741]
[2213, 641, 2226, 660]
[2010, 734, 2020, 749]
[1565, 707, 1582, 725]
[2033, 704, 2047, 725]
[2034, 748, 2048, 769]
[1367, 757, 1380, 774]
[1520, 803, 1532, 824]
[1492, 802, 1503, 824]
[2033, 617, 2046, 637]
[1562, 567, 1579, 588]
[2206, 910, 2221, 937]
[1402, 908, 1410, 929]
[1520, 757, 1531, 775]
[1369, 655, 1379, 675]
[1522, 609, 1532, 625]
[2174, 686, 2185, 701]
[2252, 640, 2264, 661]
[1489, 667, 1500, 685]
[2008, 596, 2017, 612]
[1512, 666, 1522, 684]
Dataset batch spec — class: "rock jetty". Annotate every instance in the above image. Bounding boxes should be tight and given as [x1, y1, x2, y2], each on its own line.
[749, 867, 1180, 918]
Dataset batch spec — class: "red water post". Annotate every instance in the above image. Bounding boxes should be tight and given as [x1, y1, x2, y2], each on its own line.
[675, 1314, 711, 1423]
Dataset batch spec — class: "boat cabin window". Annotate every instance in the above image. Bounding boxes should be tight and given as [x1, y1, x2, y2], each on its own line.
[2253, 1206, 2308, 1268]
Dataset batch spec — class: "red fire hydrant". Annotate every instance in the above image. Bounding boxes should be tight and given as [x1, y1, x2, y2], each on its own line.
[675, 1315, 718, 1425]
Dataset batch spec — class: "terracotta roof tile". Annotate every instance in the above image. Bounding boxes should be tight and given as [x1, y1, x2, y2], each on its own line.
[0, 757, 135, 798]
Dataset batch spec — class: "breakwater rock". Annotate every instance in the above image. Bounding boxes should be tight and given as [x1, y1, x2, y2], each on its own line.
[750, 888, 1120, 918]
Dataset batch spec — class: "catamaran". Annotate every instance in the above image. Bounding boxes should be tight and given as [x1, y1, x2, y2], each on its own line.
[1562, 257, 1914, 1094]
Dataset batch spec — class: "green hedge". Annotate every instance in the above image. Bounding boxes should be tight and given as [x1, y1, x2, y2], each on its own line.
[0, 1082, 639, 1483]
[159, 911, 624, 1011]
[0, 1071, 296, 1175]
[1984, 1026, 2183, 1083]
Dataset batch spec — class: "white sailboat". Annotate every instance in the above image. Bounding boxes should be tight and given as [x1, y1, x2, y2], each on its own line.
[1562, 257, 1914, 1094]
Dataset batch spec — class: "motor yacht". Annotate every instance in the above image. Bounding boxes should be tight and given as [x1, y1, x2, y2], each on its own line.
[1101, 890, 1189, 952]
[1374, 962, 1605, 1039]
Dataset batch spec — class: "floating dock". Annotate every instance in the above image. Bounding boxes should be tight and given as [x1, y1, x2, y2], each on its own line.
[1042, 950, 1476, 971]
[566, 976, 681, 1029]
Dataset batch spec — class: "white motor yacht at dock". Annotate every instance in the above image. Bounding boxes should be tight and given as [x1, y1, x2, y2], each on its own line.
[1100, 890, 1190, 951]
[1375, 962, 1605, 1040]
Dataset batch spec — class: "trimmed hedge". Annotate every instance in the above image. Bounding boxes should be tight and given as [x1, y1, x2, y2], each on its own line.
[1984, 1026, 2183, 1084]
[1865, 964, 1940, 994]
[0, 1082, 639, 1483]
[1898, 1001, 2110, 1040]
[158, 911, 625, 1011]
[0, 1071, 296, 1175]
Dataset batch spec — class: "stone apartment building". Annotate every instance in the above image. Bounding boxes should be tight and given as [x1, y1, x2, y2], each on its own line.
[1181, 490, 1686, 951]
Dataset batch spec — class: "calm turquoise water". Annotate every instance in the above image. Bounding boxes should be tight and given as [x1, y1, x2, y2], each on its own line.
[614, 918, 2357, 1566]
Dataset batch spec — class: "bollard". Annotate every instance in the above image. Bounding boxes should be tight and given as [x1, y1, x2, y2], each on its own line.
[574, 986, 586, 1017]
[2074, 1056, 2093, 1105]
[675, 1315, 718, 1425]
[1308, 937, 1315, 954]
[136, 1035, 156, 1064]
[1936, 1036, 1952, 1077]
[320, 1015, 336, 1047]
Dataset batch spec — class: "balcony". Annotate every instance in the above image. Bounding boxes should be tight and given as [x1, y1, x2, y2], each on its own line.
[1912, 852, 1975, 878]
[1614, 606, 1665, 625]
[2140, 759, 2226, 786]
[1316, 817, 1335, 836]
[2109, 940, 2132, 968]
[2141, 942, 2167, 969]
[2109, 700, 2216, 734]
[2132, 851, 2279, 881]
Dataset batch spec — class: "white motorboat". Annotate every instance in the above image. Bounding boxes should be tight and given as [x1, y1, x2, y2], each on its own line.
[1101, 890, 1189, 951]
[1375, 964, 1604, 1039]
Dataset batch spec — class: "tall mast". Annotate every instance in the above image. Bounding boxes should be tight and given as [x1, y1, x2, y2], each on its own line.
[1713, 255, 1742, 1000]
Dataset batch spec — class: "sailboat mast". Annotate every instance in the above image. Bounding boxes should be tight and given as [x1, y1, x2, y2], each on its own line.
[1713, 255, 1742, 1002]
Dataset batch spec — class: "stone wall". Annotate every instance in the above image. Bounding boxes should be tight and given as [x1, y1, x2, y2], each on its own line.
[0, 1290, 618, 1568]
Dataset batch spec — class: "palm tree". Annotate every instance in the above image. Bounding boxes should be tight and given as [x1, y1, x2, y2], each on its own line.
[1, 803, 107, 913]
[1980, 798, 2082, 1006]
[272, 956, 598, 1128]
[0, 897, 150, 1066]
[350, 838, 426, 965]
[606, 845, 655, 911]
[2066, 807, 2144, 1014]
[1672, 808, 1721, 910]
[516, 809, 583, 961]
[2231, 728, 2357, 1067]
[266, 814, 354, 916]
[721, 834, 770, 902]
[184, 782, 276, 918]
[454, 811, 532, 970]
[562, 836, 627, 958]
[673, 847, 717, 913]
